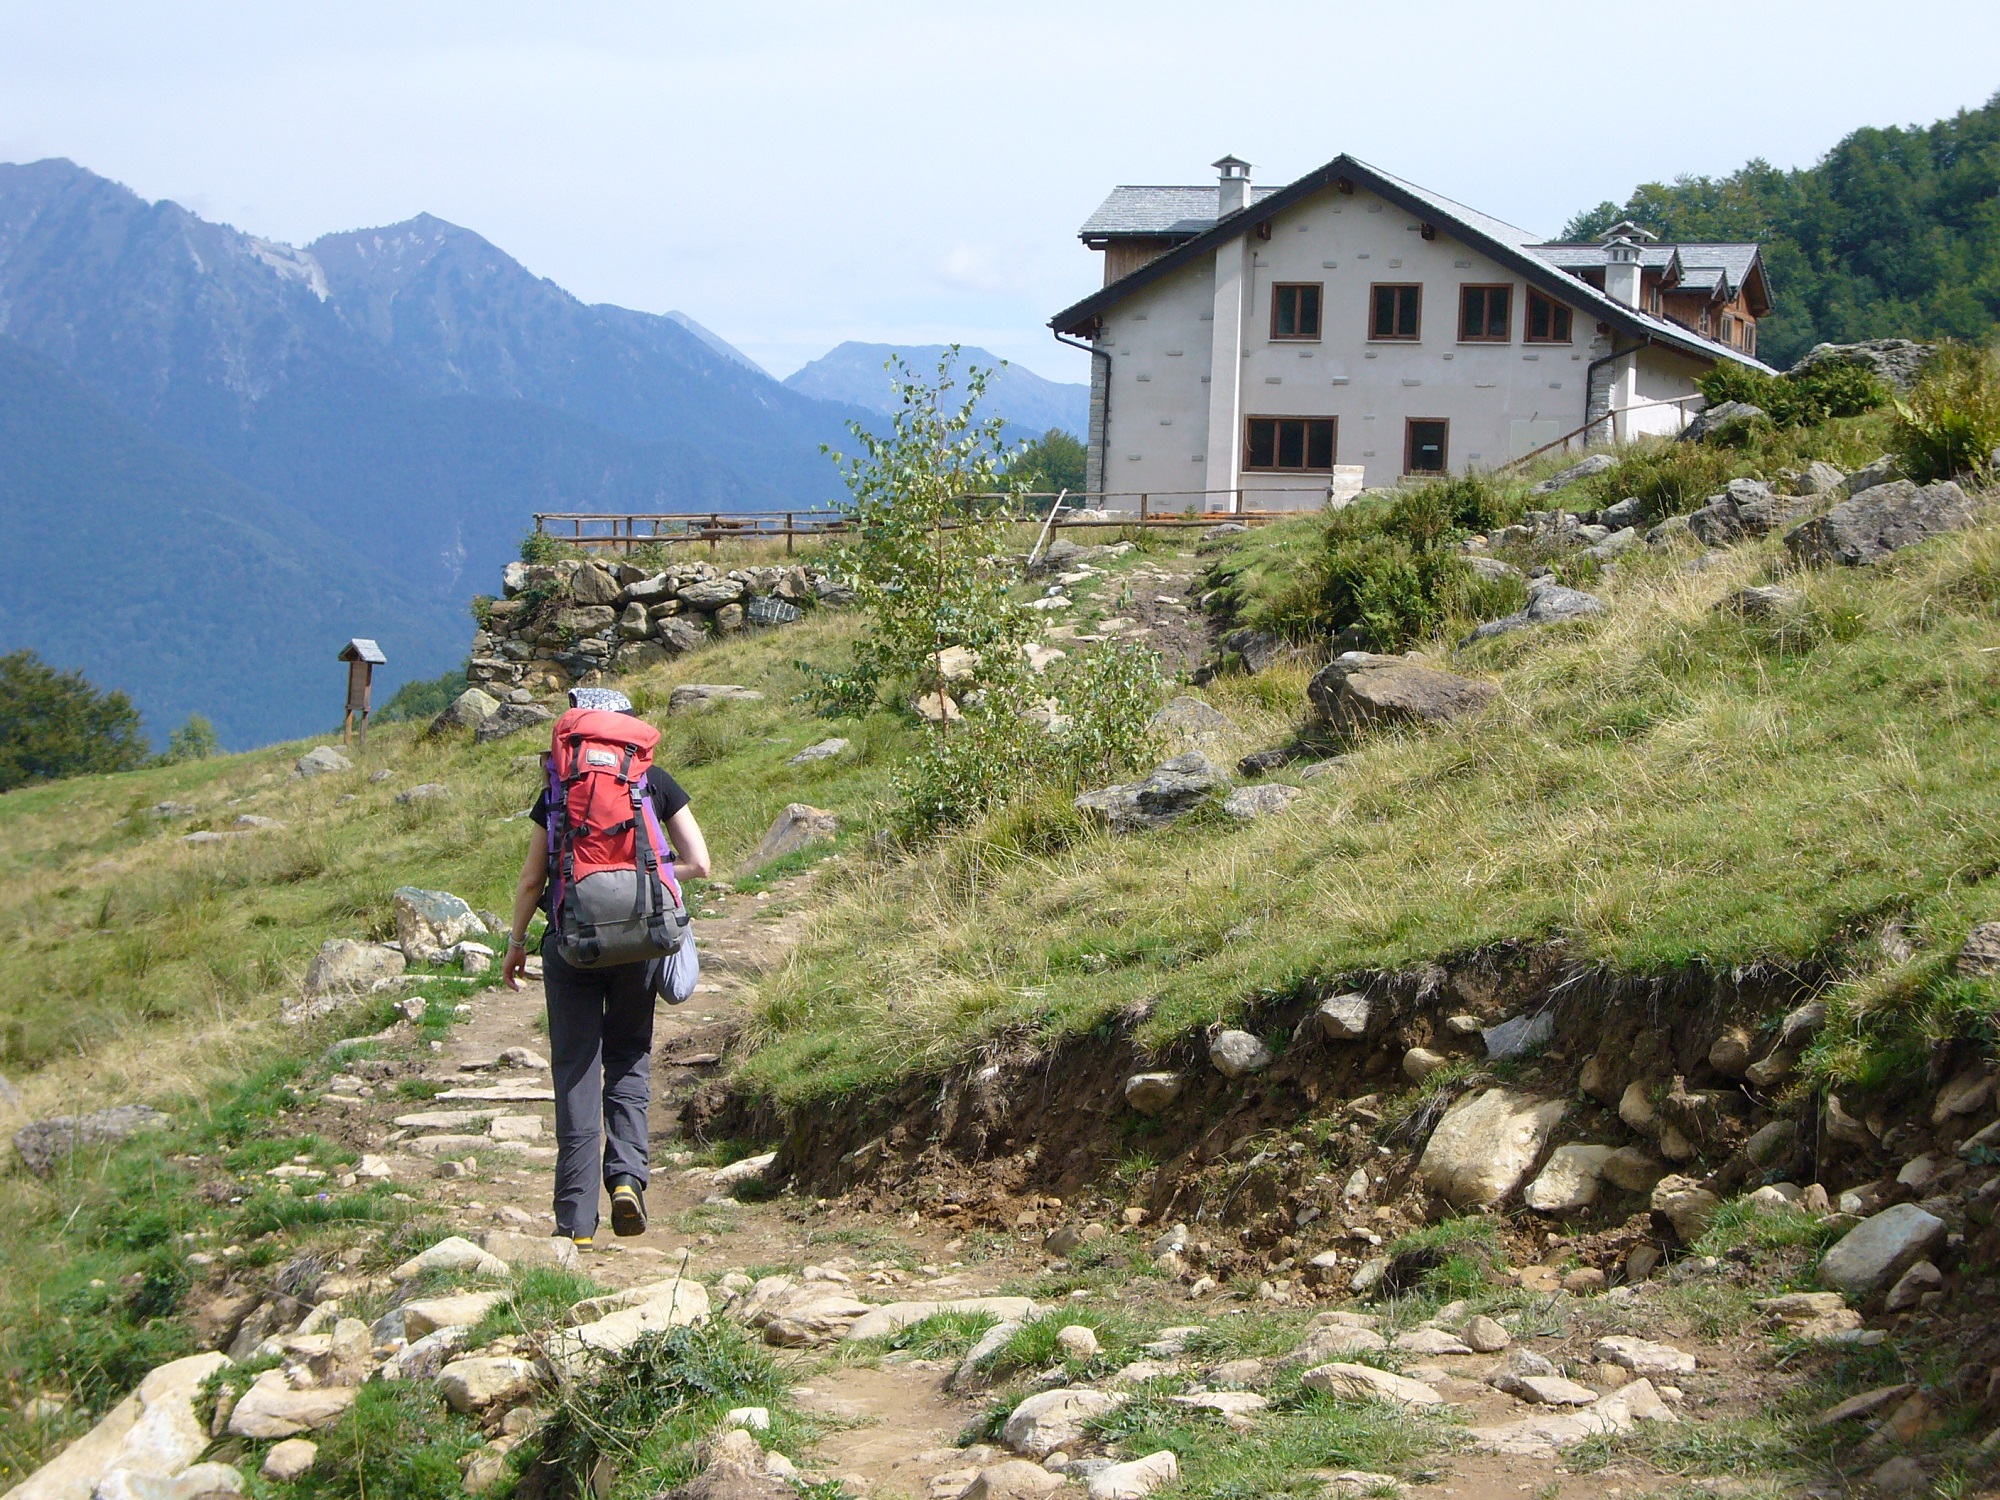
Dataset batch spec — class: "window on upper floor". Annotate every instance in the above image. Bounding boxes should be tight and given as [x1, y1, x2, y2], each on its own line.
[1525, 288, 1573, 343]
[1370, 283, 1421, 340]
[1721, 313, 1735, 345]
[1271, 283, 1322, 341]
[1459, 284, 1511, 342]
[1246, 416, 1337, 472]
[1744, 322, 1757, 356]
[1405, 419, 1448, 475]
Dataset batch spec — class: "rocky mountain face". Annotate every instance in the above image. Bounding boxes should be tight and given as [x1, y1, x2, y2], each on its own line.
[0, 158, 874, 745]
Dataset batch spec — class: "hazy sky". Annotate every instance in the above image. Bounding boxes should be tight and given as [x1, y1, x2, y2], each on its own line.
[2, 2, 1995, 383]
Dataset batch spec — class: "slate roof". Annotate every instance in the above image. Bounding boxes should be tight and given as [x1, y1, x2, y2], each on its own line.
[339, 638, 387, 664]
[1054, 154, 1774, 373]
[1531, 240, 1762, 303]
[1079, 184, 1284, 239]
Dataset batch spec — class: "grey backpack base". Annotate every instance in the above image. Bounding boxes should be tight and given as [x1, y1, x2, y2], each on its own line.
[554, 868, 689, 969]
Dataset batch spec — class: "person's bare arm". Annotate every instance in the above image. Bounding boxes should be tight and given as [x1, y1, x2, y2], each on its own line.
[665, 805, 711, 883]
[501, 824, 549, 991]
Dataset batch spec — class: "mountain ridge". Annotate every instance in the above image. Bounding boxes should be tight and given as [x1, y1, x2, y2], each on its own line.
[785, 340, 1089, 439]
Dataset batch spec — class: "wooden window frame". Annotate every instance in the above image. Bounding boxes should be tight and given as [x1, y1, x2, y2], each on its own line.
[1369, 282, 1422, 341]
[1244, 414, 1339, 473]
[1458, 283, 1512, 343]
[1270, 282, 1323, 342]
[1524, 287, 1573, 344]
[1404, 418, 1449, 476]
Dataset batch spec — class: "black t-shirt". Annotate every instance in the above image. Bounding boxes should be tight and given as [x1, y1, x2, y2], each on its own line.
[531, 767, 691, 916]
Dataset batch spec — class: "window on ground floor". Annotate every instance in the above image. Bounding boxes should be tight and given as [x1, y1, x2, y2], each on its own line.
[1246, 415, 1337, 471]
[1459, 284, 1511, 341]
[1370, 283, 1421, 340]
[1405, 418, 1448, 475]
[1271, 282, 1323, 340]
[1525, 287, 1572, 343]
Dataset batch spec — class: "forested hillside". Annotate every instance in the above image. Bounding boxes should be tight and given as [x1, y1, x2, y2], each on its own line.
[1566, 91, 2000, 367]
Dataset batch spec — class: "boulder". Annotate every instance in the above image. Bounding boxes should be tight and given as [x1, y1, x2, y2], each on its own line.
[1789, 339, 1932, 394]
[1288, 1324, 1388, 1364]
[1466, 1378, 1675, 1456]
[1074, 754, 1228, 833]
[1402, 1046, 1449, 1082]
[1686, 478, 1814, 546]
[550, 1280, 713, 1369]
[1883, 1260, 1942, 1313]
[743, 804, 837, 873]
[228, 1370, 357, 1438]
[677, 577, 746, 610]
[292, 746, 352, 778]
[844, 1297, 1037, 1342]
[1123, 1073, 1183, 1115]
[1838, 455, 1902, 497]
[1469, 584, 1605, 642]
[1316, 993, 1372, 1041]
[656, 616, 708, 655]
[1463, 1315, 1511, 1353]
[480, 1230, 576, 1272]
[789, 737, 850, 765]
[474, 703, 555, 744]
[437, 1356, 542, 1414]
[1394, 1327, 1472, 1356]
[1148, 697, 1236, 747]
[1600, 1146, 1666, 1193]
[1933, 1064, 1996, 1124]
[1594, 1336, 1695, 1375]
[1597, 494, 1645, 528]
[745, 595, 803, 627]
[300, 937, 406, 1000]
[1797, 460, 1848, 495]
[669, 684, 764, 712]
[13, 1105, 169, 1180]
[5, 1352, 230, 1500]
[1523, 1143, 1615, 1213]
[617, 602, 653, 639]
[1000, 1388, 1126, 1457]
[394, 782, 449, 806]
[1482, 1010, 1554, 1061]
[1086, 1452, 1179, 1500]
[427, 687, 501, 736]
[571, 565, 623, 606]
[1418, 1089, 1567, 1208]
[392, 889, 488, 963]
[1955, 921, 2000, 977]
[1680, 400, 1766, 444]
[710, 1152, 777, 1189]
[1466, 554, 1523, 582]
[1307, 653, 1498, 734]
[399, 1291, 509, 1339]
[1300, 1362, 1443, 1407]
[1818, 1202, 1948, 1297]
[555, 604, 617, 636]
[1528, 454, 1617, 495]
[261, 1440, 318, 1482]
[1221, 784, 1303, 819]
[1785, 479, 1978, 567]
[1209, 1029, 1271, 1079]
[1650, 1175, 1721, 1244]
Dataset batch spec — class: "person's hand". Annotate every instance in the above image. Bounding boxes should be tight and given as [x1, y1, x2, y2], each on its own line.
[502, 938, 528, 991]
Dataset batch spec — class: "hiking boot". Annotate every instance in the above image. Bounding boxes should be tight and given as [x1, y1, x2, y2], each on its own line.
[609, 1178, 647, 1237]
[558, 1228, 594, 1251]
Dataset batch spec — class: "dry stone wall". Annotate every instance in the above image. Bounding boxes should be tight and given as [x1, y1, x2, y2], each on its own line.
[467, 556, 846, 701]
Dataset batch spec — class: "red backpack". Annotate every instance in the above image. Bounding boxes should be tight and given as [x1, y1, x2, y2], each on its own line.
[544, 707, 687, 967]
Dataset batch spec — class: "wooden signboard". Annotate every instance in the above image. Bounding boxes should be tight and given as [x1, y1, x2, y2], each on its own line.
[338, 639, 387, 746]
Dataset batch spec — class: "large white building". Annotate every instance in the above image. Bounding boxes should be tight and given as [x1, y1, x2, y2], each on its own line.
[1050, 154, 1774, 509]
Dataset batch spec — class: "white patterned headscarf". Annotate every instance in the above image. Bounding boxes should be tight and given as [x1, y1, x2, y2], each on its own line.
[567, 687, 633, 713]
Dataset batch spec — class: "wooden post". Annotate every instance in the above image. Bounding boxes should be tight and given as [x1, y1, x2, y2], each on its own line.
[1139, 493, 1149, 528]
[338, 642, 384, 747]
[710, 514, 719, 554]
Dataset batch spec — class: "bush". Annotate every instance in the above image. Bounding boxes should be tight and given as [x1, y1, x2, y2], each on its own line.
[1315, 483, 1522, 651]
[1696, 360, 1888, 431]
[376, 665, 470, 724]
[160, 715, 219, 764]
[1891, 342, 2000, 483]
[519, 529, 572, 564]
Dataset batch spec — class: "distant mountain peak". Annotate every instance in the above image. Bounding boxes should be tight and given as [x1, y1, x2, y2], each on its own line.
[785, 341, 1087, 438]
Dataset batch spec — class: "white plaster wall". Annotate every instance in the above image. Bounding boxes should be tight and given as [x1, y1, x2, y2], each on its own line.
[1091, 181, 1655, 495]
[1628, 347, 1707, 439]
[1091, 258, 1218, 509]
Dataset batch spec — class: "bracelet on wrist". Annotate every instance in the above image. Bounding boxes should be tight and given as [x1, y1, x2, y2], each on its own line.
[507, 936, 527, 951]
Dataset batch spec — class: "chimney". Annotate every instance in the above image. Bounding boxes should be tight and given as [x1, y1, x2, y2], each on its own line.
[1599, 220, 1655, 309]
[1214, 155, 1252, 218]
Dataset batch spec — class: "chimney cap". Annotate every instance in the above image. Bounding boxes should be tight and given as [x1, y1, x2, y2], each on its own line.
[1598, 219, 1658, 245]
[1212, 155, 1252, 179]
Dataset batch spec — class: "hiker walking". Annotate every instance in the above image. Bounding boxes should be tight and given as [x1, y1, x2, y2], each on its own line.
[501, 687, 710, 1247]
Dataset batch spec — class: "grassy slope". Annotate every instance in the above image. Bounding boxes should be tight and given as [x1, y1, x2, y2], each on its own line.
[740, 498, 2000, 1104]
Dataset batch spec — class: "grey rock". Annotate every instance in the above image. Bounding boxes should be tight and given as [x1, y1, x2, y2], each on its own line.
[1681, 400, 1766, 444]
[1316, 992, 1372, 1041]
[1583, 526, 1640, 562]
[1796, 460, 1847, 495]
[1839, 455, 1902, 497]
[1074, 753, 1228, 833]
[475, 703, 554, 744]
[1483, 1010, 1553, 1060]
[1470, 584, 1605, 641]
[1221, 784, 1303, 820]
[1419, 1089, 1567, 1208]
[1218, 628, 1293, 674]
[1202, 522, 1249, 540]
[555, 604, 617, 635]
[612, 641, 672, 674]
[1123, 1073, 1183, 1116]
[1147, 696, 1236, 745]
[1528, 453, 1617, 495]
[501, 560, 529, 597]
[1743, 1120, 1797, 1166]
[743, 804, 836, 872]
[1645, 513, 1692, 548]
[394, 783, 449, 806]
[745, 595, 804, 627]
[1882, 1260, 1942, 1313]
[1818, 1202, 1947, 1296]
[622, 573, 674, 606]
[1523, 1143, 1615, 1213]
[301, 938, 405, 999]
[1718, 585, 1800, 618]
[1785, 479, 1978, 567]
[1598, 495, 1645, 528]
[1650, 1175, 1721, 1243]
[713, 602, 746, 631]
[393, 886, 487, 962]
[1307, 652, 1498, 733]
[1789, 339, 1933, 394]
[1465, 554, 1523, 583]
[14, 1104, 169, 1178]
[677, 577, 746, 610]
[293, 746, 352, 778]
[427, 687, 501, 737]
[669, 683, 763, 711]
[1687, 478, 1815, 546]
[656, 616, 707, 654]
[616, 602, 652, 639]
[1209, 1029, 1272, 1079]
[570, 565, 623, 606]
[789, 738, 850, 765]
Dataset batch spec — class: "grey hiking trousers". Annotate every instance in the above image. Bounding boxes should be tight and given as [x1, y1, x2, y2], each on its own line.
[541, 940, 657, 1238]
